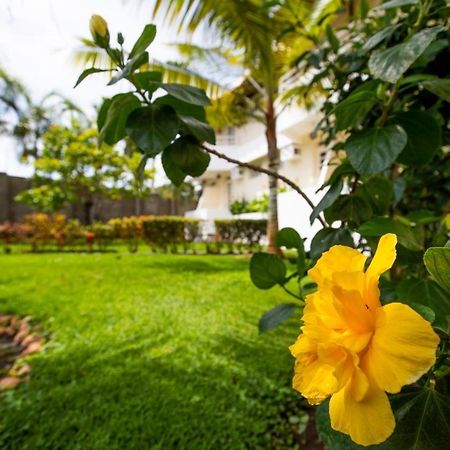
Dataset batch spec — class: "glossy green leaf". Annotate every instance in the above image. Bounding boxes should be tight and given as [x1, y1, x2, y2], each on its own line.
[74, 67, 110, 88]
[424, 247, 450, 293]
[258, 303, 298, 333]
[310, 228, 354, 262]
[377, 0, 418, 9]
[155, 95, 207, 122]
[161, 83, 210, 106]
[310, 179, 343, 225]
[108, 51, 149, 86]
[125, 105, 179, 156]
[167, 137, 210, 177]
[161, 147, 187, 186]
[99, 93, 140, 145]
[422, 78, 450, 102]
[179, 115, 215, 144]
[276, 228, 303, 250]
[133, 71, 162, 90]
[334, 90, 378, 130]
[129, 24, 157, 58]
[250, 252, 287, 289]
[359, 175, 394, 215]
[410, 303, 436, 323]
[369, 26, 444, 84]
[326, 24, 339, 52]
[395, 111, 441, 166]
[377, 388, 450, 450]
[344, 125, 407, 175]
[325, 194, 373, 226]
[361, 25, 397, 52]
[359, 217, 420, 250]
[97, 98, 112, 131]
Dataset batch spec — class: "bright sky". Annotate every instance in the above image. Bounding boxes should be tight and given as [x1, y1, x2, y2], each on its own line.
[0, 0, 178, 178]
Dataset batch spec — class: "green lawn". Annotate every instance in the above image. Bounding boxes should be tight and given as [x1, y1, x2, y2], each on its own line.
[0, 251, 307, 450]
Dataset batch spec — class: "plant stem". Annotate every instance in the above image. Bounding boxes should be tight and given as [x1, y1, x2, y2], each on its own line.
[201, 144, 327, 227]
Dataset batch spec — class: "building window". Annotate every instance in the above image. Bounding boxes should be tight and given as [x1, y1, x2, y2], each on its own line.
[280, 143, 301, 162]
[231, 166, 245, 179]
[216, 127, 236, 145]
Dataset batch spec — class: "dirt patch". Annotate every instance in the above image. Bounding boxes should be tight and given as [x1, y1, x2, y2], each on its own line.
[0, 315, 45, 391]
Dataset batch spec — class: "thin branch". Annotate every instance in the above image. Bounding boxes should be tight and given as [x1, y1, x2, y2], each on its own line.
[201, 144, 327, 227]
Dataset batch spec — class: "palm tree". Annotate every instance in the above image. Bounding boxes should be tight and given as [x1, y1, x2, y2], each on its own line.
[75, 1, 342, 251]
[145, 0, 339, 252]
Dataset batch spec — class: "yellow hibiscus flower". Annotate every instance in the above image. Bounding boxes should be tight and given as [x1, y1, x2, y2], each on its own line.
[289, 233, 439, 446]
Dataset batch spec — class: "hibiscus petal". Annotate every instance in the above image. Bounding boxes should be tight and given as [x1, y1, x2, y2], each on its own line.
[329, 383, 395, 446]
[309, 245, 367, 286]
[293, 358, 338, 405]
[365, 234, 397, 308]
[361, 303, 439, 394]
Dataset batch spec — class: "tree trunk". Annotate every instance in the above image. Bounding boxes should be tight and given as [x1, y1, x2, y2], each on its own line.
[84, 199, 94, 225]
[265, 97, 281, 255]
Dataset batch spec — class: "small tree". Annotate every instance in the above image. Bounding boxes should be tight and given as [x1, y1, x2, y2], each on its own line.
[16, 122, 153, 223]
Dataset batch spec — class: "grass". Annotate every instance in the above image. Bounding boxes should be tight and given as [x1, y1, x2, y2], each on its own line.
[0, 251, 307, 450]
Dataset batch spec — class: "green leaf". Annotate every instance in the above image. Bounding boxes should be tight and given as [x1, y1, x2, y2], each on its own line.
[129, 24, 157, 58]
[99, 93, 140, 145]
[344, 125, 407, 175]
[74, 67, 110, 88]
[395, 111, 441, 167]
[276, 228, 303, 250]
[326, 24, 339, 52]
[161, 83, 210, 106]
[108, 51, 149, 86]
[359, 217, 420, 250]
[250, 252, 287, 289]
[125, 105, 179, 156]
[97, 98, 112, 131]
[276, 228, 305, 275]
[161, 147, 187, 186]
[311, 180, 343, 225]
[334, 90, 378, 131]
[422, 79, 450, 103]
[310, 228, 354, 263]
[155, 95, 207, 122]
[410, 303, 436, 323]
[316, 400, 365, 450]
[179, 115, 215, 144]
[324, 195, 373, 226]
[166, 137, 210, 177]
[359, 175, 394, 215]
[424, 247, 450, 293]
[377, 0, 418, 9]
[317, 388, 450, 450]
[133, 71, 162, 90]
[361, 25, 397, 52]
[258, 303, 297, 333]
[369, 26, 445, 84]
[377, 388, 450, 450]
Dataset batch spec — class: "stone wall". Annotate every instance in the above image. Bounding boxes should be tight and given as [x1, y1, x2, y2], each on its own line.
[0, 173, 196, 223]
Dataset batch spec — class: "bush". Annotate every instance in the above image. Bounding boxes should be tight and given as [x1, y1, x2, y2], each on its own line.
[23, 213, 56, 251]
[141, 216, 200, 253]
[108, 216, 143, 253]
[87, 223, 114, 251]
[0, 222, 32, 252]
[215, 219, 267, 253]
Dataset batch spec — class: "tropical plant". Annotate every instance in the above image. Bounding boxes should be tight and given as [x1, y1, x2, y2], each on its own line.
[144, 0, 341, 253]
[15, 122, 151, 223]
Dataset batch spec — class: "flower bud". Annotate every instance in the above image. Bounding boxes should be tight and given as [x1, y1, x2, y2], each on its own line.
[89, 14, 110, 48]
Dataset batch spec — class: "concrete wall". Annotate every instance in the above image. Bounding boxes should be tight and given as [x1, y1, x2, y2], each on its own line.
[0, 173, 195, 223]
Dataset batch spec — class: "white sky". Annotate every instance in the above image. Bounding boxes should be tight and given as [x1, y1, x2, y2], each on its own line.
[0, 0, 179, 179]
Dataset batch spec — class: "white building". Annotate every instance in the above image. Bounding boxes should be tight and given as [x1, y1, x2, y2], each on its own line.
[186, 106, 331, 242]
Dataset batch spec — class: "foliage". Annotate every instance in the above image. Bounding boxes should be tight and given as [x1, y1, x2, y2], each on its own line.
[87, 223, 115, 251]
[230, 194, 269, 215]
[247, 1, 450, 447]
[108, 216, 143, 253]
[75, 19, 215, 189]
[15, 123, 152, 223]
[0, 252, 304, 449]
[141, 216, 200, 253]
[215, 219, 267, 253]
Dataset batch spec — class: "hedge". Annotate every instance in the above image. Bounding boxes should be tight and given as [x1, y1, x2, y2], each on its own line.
[214, 219, 267, 253]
